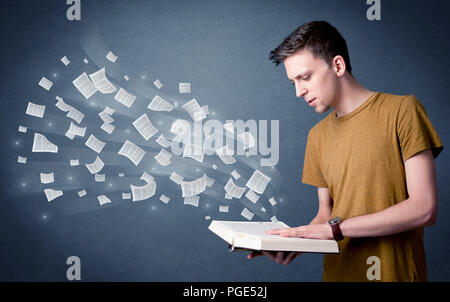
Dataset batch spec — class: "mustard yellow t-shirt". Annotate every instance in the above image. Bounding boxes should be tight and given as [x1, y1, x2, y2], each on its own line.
[302, 92, 443, 282]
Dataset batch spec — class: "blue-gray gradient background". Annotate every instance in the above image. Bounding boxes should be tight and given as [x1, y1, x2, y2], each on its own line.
[1, 0, 449, 281]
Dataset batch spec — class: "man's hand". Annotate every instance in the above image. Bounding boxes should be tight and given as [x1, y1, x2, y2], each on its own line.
[265, 224, 334, 240]
[247, 251, 301, 265]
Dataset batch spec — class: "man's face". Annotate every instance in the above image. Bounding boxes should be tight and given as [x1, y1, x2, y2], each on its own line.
[284, 49, 339, 114]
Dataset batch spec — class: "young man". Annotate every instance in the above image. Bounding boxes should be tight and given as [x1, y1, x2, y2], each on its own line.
[248, 21, 443, 281]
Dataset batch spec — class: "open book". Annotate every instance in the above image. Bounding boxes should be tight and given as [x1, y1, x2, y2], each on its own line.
[208, 220, 339, 254]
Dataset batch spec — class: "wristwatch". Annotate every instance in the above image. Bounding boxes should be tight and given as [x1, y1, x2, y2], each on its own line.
[328, 217, 344, 241]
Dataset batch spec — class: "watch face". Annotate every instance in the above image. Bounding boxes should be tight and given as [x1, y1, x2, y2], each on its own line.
[329, 217, 341, 224]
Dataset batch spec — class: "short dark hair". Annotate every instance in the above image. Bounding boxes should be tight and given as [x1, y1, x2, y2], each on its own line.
[269, 21, 352, 74]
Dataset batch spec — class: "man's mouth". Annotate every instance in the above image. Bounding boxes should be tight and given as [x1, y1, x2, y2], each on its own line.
[308, 98, 316, 106]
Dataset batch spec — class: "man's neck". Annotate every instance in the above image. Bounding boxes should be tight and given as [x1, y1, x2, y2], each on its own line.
[333, 74, 374, 118]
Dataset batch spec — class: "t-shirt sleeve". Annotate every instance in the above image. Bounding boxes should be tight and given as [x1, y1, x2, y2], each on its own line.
[302, 129, 328, 188]
[397, 95, 443, 162]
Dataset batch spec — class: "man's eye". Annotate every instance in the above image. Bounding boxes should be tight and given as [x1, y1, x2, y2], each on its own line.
[302, 76, 310, 81]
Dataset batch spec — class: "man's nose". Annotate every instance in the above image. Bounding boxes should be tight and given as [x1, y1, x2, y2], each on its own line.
[296, 85, 307, 98]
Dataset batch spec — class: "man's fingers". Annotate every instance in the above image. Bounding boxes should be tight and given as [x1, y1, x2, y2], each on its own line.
[282, 252, 301, 265]
[247, 251, 264, 259]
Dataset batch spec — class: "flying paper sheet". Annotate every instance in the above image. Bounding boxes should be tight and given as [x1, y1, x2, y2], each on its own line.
[44, 189, 63, 202]
[216, 146, 236, 165]
[148, 95, 174, 112]
[241, 208, 254, 221]
[246, 169, 271, 194]
[100, 122, 115, 134]
[156, 134, 171, 148]
[17, 155, 27, 164]
[97, 195, 112, 205]
[94, 173, 105, 182]
[85, 156, 104, 174]
[269, 197, 277, 206]
[183, 144, 204, 163]
[154, 148, 172, 166]
[118, 140, 146, 166]
[40, 172, 54, 184]
[181, 175, 207, 197]
[26, 102, 45, 118]
[32, 133, 58, 153]
[169, 119, 190, 136]
[140, 171, 154, 184]
[85, 135, 106, 154]
[106, 51, 118, 63]
[83, 58, 89, 64]
[18, 125, 27, 133]
[245, 189, 260, 204]
[38, 77, 53, 91]
[72, 72, 97, 99]
[70, 159, 79, 166]
[204, 174, 215, 187]
[65, 122, 86, 140]
[89, 67, 117, 94]
[169, 172, 184, 184]
[219, 205, 229, 213]
[184, 195, 199, 207]
[114, 88, 136, 108]
[270, 216, 279, 223]
[179, 82, 191, 94]
[130, 182, 156, 201]
[132, 113, 158, 140]
[231, 169, 241, 180]
[182, 98, 206, 121]
[159, 194, 170, 204]
[153, 79, 163, 89]
[78, 189, 87, 197]
[66, 108, 85, 124]
[98, 110, 114, 124]
[122, 192, 131, 200]
[60, 56, 71, 66]
[55, 96, 73, 112]
[224, 178, 246, 199]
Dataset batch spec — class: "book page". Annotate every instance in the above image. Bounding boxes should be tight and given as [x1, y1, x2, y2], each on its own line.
[72, 72, 97, 99]
[179, 82, 191, 94]
[118, 140, 146, 166]
[130, 183, 156, 201]
[153, 79, 163, 89]
[224, 178, 245, 198]
[66, 108, 85, 124]
[156, 134, 171, 148]
[55, 96, 73, 112]
[182, 98, 206, 121]
[246, 169, 271, 194]
[148, 95, 174, 112]
[114, 87, 136, 108]
[85, 156, 104, 174]
[181, 175, 207, 197]
[184, 195, 199, 207]
[140, 171, 154, 184]
[169, 171, 184, 184]
[26, 102, 45, 118]
[32, 133, 58, 153]
[44, 189, 63, 202]
[85, 135, 106, 153]
[61, 56, 71, 66]
[154, 148, 172, 166]
[97, 195, 112, 205]
[106, 51, 118, 63]
[132, 113, 158, 140]
[170, 119, 190, 136]
[38, 77, 53, 91]
[40, 172, 54, 184]
[89, 67, 117, 94]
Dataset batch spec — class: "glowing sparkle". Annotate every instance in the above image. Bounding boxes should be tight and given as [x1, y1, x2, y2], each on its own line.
[21, 182, 26, 187]
[48, 122, 52, 127]
[15, 140, 19, 145]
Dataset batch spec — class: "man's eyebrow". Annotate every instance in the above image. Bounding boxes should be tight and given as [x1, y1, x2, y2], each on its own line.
[289, 70, 312, 81]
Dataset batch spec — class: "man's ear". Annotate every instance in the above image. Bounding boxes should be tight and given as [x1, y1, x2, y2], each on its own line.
[332, 55, 346, 77]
